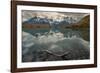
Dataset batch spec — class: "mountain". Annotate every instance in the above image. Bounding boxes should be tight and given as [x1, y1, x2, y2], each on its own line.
[64, 15, 90, 28]
[22, 11, 87, 22]
[23, 16, 78, 26]
[23, 17, 49, 24]
[77, 15, 90, 28]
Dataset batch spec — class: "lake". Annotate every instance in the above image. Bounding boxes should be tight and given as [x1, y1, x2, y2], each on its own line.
[22, 28, 90, 41]
[22, 28, 90, 62]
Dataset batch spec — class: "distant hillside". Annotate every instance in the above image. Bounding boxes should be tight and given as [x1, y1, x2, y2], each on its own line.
[60, 15, 90, 29]
[71, 15, 90, 28]
[77, 15, 90, 28]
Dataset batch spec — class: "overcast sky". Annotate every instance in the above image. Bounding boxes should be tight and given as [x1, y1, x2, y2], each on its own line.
[22, 10, 89, 22]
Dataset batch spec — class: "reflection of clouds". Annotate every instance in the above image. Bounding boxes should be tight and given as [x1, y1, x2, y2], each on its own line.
[22, 10, 88, 22]
[22, 31, 35, 47]
[22, 31, 90, 61]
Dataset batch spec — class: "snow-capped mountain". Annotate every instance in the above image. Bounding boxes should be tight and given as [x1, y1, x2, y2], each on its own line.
[23, 16, 79, 26]
[22, 11, 89, 26]
[23, 17, 49, 24]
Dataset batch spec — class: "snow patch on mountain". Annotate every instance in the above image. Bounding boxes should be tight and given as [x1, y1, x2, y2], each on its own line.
[22, 11, 88, 23]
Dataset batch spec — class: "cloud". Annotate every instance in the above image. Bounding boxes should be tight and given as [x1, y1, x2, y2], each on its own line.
[22, 10, 88, 22]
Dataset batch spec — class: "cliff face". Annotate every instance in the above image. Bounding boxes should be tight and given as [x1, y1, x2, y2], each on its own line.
[60, 15, 90, 29]
[72, 15, 90, 28]
[77, 15, 90, 28]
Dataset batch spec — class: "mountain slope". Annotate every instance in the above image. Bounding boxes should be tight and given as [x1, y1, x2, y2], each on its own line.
[66, 15, 90, 28]
[77, 15, 90, 28]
